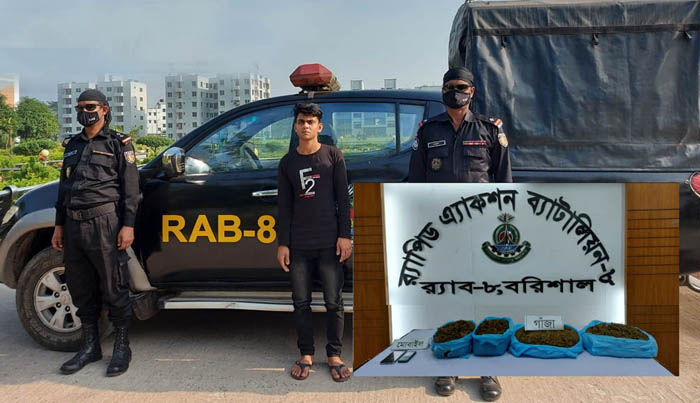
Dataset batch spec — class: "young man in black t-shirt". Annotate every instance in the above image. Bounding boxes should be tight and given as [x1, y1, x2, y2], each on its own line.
[277, 103, 352, 382]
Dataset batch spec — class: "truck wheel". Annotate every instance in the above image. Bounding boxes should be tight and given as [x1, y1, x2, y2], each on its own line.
[15, 246, 111, 352]
[687, 273, 700, 293]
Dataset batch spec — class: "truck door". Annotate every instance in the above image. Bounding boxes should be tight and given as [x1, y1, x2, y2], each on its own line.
[139, 104, 294, 286]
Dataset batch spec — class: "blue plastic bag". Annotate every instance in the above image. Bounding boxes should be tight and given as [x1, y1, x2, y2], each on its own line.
[581, 320, 658, 358]
[509, 323, 584, 358]
[472, 317, 514, 356]
[431, 320, 475, 359]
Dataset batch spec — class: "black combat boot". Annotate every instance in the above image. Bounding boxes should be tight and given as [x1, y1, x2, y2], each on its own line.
[60, 322, 102, 374]
[434, 376, 456, 396]
[480, 376, 502, 401]
[106, 325, 131, 377]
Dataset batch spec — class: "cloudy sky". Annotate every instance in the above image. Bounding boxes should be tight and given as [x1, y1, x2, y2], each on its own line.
[1, 0, 464, 104]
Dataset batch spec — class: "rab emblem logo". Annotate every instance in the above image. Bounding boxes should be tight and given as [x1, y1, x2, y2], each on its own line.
[124, 150, 135, 164]
[299, 167, 320, 198]
[498, 133, 509, 148]
[482, 213, 531, 264]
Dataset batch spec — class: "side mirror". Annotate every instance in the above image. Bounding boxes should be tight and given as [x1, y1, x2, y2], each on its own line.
[162, 147, 185, 178]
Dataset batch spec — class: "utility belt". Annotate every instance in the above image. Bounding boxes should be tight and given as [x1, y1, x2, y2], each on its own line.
[67, 202, 116, 221]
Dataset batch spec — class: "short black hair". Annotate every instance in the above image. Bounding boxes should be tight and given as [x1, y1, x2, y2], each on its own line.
[293, 103, 323, 122]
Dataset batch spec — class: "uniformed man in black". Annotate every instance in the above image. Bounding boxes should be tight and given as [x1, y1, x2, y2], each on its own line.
[51, 89, 140, 377]
[409, 69, 511, 183]
[409, 67, 511, 401]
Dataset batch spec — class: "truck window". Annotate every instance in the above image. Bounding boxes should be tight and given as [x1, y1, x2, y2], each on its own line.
[185, 104, 294, 173]
[317, 102, 397, 162]
[399, 104, 426, 151]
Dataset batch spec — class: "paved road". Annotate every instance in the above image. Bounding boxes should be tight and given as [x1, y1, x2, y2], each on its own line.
[1, 285, 700, 402]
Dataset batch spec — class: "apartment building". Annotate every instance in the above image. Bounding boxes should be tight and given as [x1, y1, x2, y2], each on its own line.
[0, 75, 19, 107]
[147, 98, 167, 135]
[165, 73, 270, 139]
[57, 77, 147, 136]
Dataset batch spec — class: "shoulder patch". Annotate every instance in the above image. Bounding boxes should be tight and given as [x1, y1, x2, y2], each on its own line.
[61, 135, 73, 148]
[114, 133, 132, 145]
[479, 115, 508, 147]
[111, 131, 132, 145]
[478, 114, 504, 128]
[498, 132, 509, 148]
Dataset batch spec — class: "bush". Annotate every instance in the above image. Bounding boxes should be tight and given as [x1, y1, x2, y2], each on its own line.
[48, 149, 64, 161]
[14, 139, 59, 156]
[2, 160, 60, 187]
[136, 135, 173, 156]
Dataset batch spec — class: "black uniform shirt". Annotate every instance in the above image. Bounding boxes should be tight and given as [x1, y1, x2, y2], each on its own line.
[277, 144, 351, 250]
[408, 110, 512, 183]
[55, 128, 140, 227]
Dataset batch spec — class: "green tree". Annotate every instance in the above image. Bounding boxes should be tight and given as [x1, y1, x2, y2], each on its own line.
[14, 139, 59, 156]
[136, 135, 173, 156]
[0, 94, 17, 149]
[128, 125, 142, 137]
[109, 124, 142, 137]
[46, 101, 58, 116]
[16, 98, 59, 140]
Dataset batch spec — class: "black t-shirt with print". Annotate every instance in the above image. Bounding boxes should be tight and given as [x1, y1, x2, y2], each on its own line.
[277, 144, 351, 250]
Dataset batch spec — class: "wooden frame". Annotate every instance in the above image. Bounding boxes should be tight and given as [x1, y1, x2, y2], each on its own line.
[352, 183, 679, 375]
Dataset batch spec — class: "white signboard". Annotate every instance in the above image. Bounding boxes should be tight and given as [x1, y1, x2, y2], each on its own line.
[525, 315, 564, 331]
[383, 183, 625, 339]
[390, 330, 432, 351]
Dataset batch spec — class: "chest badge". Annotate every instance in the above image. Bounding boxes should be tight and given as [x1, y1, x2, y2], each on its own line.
[431, 158, 442, 171]
[427, 140, 447, 149]
[498, 133, 509, 148]
[124, 150, 136, 164]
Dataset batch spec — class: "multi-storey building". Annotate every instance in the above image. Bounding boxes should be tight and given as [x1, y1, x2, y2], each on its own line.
[57, 77, 147, 137]
[350, 79, 365, 90]
[0, 75, 19, 107]
[165, 73, 271, 139]
[147, 98, 167, 135]
[99, 77, 147, 136]
[382, 78, 398, 90]
[57, 82, 97, 136]
[165, 74, 214, 139]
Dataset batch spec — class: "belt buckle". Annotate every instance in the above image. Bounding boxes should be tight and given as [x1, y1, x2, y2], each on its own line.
[77, 210, 83, 220]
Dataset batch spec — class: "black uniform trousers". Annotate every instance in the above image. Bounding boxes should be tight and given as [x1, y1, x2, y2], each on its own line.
[63, 205, 131, 327]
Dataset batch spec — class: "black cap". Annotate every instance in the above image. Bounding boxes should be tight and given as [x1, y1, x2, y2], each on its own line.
[443, 67, 474, 86]
[77, 89, 108, 105]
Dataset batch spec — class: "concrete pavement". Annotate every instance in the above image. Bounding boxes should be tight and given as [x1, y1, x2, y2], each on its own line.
[1, 285, 699, 402]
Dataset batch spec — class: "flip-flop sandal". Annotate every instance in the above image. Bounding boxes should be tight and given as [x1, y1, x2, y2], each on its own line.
[329, 363, 351, 382]
[291, 361, 312, 380]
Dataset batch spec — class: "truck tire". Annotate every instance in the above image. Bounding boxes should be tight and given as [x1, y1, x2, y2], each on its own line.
[687, 273, 700, 293]
[15, 246, 111, 352]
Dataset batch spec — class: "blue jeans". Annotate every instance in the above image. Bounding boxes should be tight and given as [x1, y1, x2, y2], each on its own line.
[289, 247, 344, 357]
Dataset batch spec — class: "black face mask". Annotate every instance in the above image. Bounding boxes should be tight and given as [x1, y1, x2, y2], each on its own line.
[77, 110, 100, 127]
[442, 89, 471, 109]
